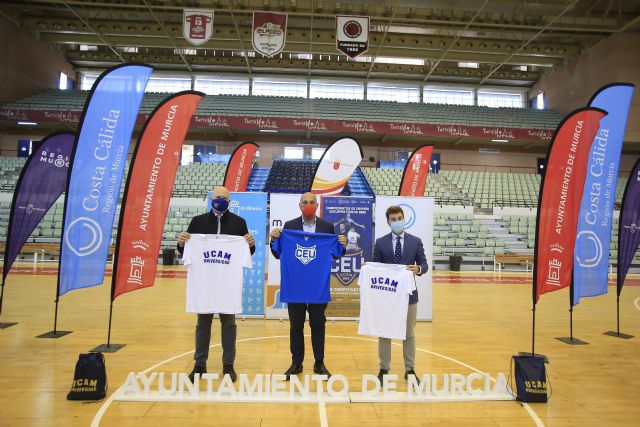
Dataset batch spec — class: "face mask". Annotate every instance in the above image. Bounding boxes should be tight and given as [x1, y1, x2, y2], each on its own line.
[390, 220, 405, 235]
[211, 197, 229, 212]
[301, 204, 317, 217]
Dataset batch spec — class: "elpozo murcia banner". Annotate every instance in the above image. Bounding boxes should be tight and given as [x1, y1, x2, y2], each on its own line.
[58, 64, 152, 296]
[336, 16, 369, 58]
[112, 91, 203, 300]
[310, 137, 363, 196]
[252, 12, 287, 57]
[183, 9, 214, 46]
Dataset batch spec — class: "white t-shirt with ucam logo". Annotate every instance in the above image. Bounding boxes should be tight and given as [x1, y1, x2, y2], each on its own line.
[183, 234, 252, 314]
[357, 262, 416, 340]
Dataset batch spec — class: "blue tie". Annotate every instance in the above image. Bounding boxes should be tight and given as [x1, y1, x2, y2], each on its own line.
[394, 236, 402, 264]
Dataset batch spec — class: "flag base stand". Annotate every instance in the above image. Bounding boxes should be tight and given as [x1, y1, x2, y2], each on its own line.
[36, 330, 72, 339]
[90, 343, 125, 353]
[0, 322, 18, 329]
[517, 352, 549, 363]
[603, 331, 634, 339]
[554, 337, 588, 345]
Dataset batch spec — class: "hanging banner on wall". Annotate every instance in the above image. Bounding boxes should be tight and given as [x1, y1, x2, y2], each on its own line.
[228, 192, 268, 316]
[322, 196, 373, 318]
[310, 137, 363, 196]
[399, 144, 434, 197]
[252, 11, 287, 57]
[572, 83, 634, 305]
[617, 159, 640, 296]
[266, 193, 301, 319]
[223, 142, 259, 192]
[58, 64, 152, 296]
[374, 196, 434, 321]
[183, 9, 214, 46]
[533, 108, 606, 303]
[2, 132, 73, 282]
[112, 91, 203, 300]
[336, 15, 369, 58]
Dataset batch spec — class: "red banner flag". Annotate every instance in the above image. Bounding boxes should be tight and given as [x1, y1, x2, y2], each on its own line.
[223, 142, 259, 192]
[533, 108, 606, 303]
[112, 91, 203, 300]
[398, 145, 433, 196]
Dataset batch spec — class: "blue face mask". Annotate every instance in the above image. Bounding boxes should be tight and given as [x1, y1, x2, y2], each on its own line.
[211, 197, 229, 213]
[390, 220, 405, 235]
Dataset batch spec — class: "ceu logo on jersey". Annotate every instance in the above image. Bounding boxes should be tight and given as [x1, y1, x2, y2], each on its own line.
[295, 244, 316, 265]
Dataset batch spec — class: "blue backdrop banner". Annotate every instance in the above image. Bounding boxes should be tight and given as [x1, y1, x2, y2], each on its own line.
[58, 64, 152, 296]
[322, 196, 373, 317]
[573, 84, 634, 305]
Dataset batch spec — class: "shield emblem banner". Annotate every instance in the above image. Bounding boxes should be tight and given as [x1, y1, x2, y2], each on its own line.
[183, 9, 214, 46]
[336, 15, 369, 58]
[252, 11, 288, 57]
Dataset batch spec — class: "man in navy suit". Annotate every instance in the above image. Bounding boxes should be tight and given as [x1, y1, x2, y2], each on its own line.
[372, 205, 428, 384]
[270, 192, 346, 379]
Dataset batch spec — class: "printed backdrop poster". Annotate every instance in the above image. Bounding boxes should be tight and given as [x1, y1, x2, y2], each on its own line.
[266, 193, 301, 318]
[228, 192, 268, 316]
[322, 196, 373, 318]
[374, 196, 434, 320]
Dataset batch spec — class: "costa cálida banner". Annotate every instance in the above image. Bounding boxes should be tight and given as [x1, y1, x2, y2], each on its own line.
[617, 159, 640, 296]
[223, 142, 259, 192]
[183, 9, 214, 46]
[112, 91, 203, 300]
[310, 137, 363, 196]
[322, 196, 374, 318]
[533, 108, 606, 303]
[2, 132, 73, 283]
[399, 145, 433, 197]
[336, 16, 369, 58]
[572, 83, 634, 305]
[58, 64, 152, 296]
[252, 12, 287, 57]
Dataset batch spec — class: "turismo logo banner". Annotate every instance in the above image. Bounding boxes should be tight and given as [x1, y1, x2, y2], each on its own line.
[336, 16, 369, 58]
[224, 142, 259, 192]
[617, 159, 640, 295]
[534, 108, 605, 303]
[252, 11, 287, 57]
[113, 91, 203, 300]
[572, 84, 634, 305]
[59, 64, 152, 296]
[183, 9, 214, 46]
[399, 145, 433, 197]
[310, 137, 363, 196]
[2, 132, 73, 282]
[322, 196, 373, 318]
[228, 192, 268, 315]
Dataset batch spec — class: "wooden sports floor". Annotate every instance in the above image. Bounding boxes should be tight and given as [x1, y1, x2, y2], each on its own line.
[1, 263, 639, 427]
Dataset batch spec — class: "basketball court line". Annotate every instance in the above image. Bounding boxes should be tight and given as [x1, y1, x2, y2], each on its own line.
[90, 334, 544, 427]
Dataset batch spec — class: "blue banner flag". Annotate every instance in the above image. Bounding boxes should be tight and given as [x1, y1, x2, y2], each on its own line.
[58, 64, 152, 296]
[2, 132, 73, 282]
[618, 159, 640, 295]
[572, 83, 635, 305]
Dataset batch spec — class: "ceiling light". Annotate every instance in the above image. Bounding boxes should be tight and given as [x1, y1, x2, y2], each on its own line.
[17, 121, 38, 126]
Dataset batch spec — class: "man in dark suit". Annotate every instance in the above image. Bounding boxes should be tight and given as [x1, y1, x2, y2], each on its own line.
[372, 205, 428, 384]
[270, 192, 346, 379]
[177, 186, 256, 383]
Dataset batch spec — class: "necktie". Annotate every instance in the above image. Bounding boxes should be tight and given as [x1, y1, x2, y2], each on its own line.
[394, 236, 402, 264]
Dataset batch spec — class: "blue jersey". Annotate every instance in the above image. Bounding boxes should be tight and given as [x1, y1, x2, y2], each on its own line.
[272, 229, 343, 304]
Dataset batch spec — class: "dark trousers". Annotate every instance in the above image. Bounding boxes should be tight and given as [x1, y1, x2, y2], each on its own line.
[287, 303, 327, 365]
[194, 313, 236, 368]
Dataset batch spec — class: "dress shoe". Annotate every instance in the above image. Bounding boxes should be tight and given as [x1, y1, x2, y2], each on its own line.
[223, 364, 237, 383]
[377, 369, 389, 384]
[284, 363, 303, 380]
[188, 364, 206, 382]
[405, 369, 420, 385]
[313, 361, 331, 378]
